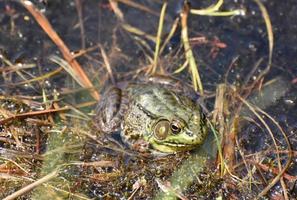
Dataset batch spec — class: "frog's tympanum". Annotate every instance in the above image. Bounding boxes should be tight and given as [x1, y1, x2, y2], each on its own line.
[94, 77, 207, 154]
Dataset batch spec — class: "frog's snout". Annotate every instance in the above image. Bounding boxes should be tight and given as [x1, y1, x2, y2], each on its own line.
[185, 130, 194, 137]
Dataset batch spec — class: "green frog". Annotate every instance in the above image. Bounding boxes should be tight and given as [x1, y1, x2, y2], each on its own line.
[94, 76, 208, 154]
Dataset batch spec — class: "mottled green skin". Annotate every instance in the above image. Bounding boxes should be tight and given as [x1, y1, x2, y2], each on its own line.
[95, 82, 208, 154]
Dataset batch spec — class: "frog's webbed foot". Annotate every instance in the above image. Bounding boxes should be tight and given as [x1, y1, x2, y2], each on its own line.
[94, 86, 129, 133]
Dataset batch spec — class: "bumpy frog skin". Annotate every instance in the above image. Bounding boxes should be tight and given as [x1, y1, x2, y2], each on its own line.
[94, 81, 208, 154]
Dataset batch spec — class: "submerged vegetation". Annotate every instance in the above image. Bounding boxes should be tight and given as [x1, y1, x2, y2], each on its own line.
[0, 0, 296, 199]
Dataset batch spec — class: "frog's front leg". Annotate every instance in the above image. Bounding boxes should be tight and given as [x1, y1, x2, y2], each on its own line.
[94, 86, 128, 133]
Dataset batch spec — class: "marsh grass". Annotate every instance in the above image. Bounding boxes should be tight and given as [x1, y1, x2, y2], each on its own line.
[0, 0, 294, 199]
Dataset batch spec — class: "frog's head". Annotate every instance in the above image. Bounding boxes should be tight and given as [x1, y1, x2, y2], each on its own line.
[139, 87, 208, 153]
[145, 112, 207, 153]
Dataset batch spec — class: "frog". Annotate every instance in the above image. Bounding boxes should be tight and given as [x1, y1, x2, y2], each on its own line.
[93, 76, 208, 154]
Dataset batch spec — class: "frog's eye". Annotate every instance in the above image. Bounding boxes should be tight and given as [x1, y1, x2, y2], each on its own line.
[154, 120, 170, 140]
[170, 121, 181, 134]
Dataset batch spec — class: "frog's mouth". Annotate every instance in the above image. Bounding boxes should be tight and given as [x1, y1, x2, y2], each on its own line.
[161, 142, 194, 147]
[150, 141, 197, 153]
[152, 141, 199, 152]
[146, 134, 199, 152]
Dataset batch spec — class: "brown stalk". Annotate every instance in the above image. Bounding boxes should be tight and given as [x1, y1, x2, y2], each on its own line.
[223, 115, 238, 171]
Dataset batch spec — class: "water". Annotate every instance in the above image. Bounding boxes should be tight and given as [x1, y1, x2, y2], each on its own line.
[0, 0, 296, 199]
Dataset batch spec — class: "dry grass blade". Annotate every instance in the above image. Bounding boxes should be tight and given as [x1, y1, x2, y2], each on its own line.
[109, 0, 124, 21]
[173, 60, 188, 74]
[3, 169, 58, 200]
[49, 55, 85, 87]
[156, 178, 189, 200]
[70, 161, 115, 167]
[0, 100, 95, 125]
[204, 0, 224, 12]
[190, 0, 244, 16]
[3, 67, 63, 86]
[212, 84, 235, 175]
[46, 185, 92, 200]
[253, 0, 273, 81]
[1, 157, 30, 175]
[0, 148, 44, 160]
[0, 63, 35, 73]
[254, 162, 296, 181]
[121, 23, 156, 42]
[180, 3, 204, 94]
[132, 36, 155, 61]
[234, 137, 257, 188]
[242, 58, 263, 86]
[240, 77, 290, 118]
[75, 0, 86, 49]
[255, 108, 292, 200]
[254, 0, 273, 67]
[115, 0, 160, 17]
[63, 102, 94, 120]
[149, 1, 167, 74]
[207, 119, 225, 172]
[191, 10, 244, 17]
[159, 17, 180, 54]
[19, 0, 99, 100]
[99, 45, 116, 85]
[0, 54, 36, 89]
[223, 116, 238, 172]
[0, 173, 23, 181]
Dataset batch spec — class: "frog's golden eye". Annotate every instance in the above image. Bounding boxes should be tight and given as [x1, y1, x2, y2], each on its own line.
[154, 120, 170, 140]
[170, 121, 181, 134]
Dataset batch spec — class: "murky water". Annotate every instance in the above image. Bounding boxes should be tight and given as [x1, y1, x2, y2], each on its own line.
[0, 0, 296, 199]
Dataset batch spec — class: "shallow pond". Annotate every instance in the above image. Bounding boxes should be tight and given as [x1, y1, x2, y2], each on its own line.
[0, 0, 296, 199]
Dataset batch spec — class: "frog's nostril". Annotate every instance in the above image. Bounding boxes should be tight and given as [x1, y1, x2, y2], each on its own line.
[186, 130, 193, 137]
